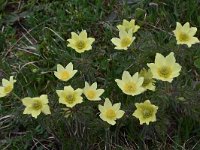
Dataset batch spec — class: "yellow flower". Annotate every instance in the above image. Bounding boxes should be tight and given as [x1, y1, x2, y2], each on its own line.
[54, 63, 77, 81]
[98, 98, 125, 125]
[147, 52, 182, 82]
[0, 76, 16, 98]
[173, 22, 199, 47]
[139, 68, 156, 91]
[83, 82, 104, 101]
[115, 71, 145, 96]
[22, 95, 51, 118]
[117, 19, 140, 33]
[67, 30, 95, 53]
[111, 30, 135, 50]
[56, 86, 83, 108]
[132, 100, 158, 125]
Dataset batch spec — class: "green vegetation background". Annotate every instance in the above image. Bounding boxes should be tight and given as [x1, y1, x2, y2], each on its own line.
[0, 0, 200, 149]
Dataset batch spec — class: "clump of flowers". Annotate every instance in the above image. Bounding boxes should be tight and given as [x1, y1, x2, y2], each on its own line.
[111, 30, 135, 50]
[173, 22, 199, 47]
[56, 86, 83, 108]
[117, 19, 140, 33]
[54, 63, 77, 82]
[22, 95, 51, 118]
[115, 71, 145, 96]
[67, 30, 95, 53]
[83, 82, 104, 101]
[132, 100, 158, 125]
[98, 98, 125, 125]
[4, 18, 198, 132]
[0, 76, 16, 98]
[139, 68, 156, 91]
[147, 52, 182, 82]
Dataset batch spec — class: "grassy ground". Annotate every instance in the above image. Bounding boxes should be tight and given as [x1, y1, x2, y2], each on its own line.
[0, 0, 200, 149]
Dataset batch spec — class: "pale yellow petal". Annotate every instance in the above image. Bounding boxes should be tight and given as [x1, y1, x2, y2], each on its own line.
[88, 38, 95, 45]
[79, 30, 87, 39]
[91, 82, 97, 89]
[65, 62, 73, 70]
[188, 37, 199, 44]
[182, 22, 190, 32]
[172, 63, 182, 74]
[119, 30, 127, 38]
[104, 98, 112, 108]
[115, 79, 125, 89]
[57, 64, 65, 72]
[40, 95, 48, 104]
[106, 119, 116, 125]
[22, 97, 33, 106]
[122, 71, 132, 82]
[96, 89, 104, 97]
[71, 70, 78, 77]
[71, 32, 79, 40]
[23, 107, 32, 114]
[111, 38, 121, 46]
[98, 105, 105, 113]
[133, 25, 140, 33]
[166, 52, 175, 64]
[84, 82, 90, 89]
[2, 79, 10, 87]
[64, 86, 74, 92]
[189, 27, 197, 36]
[31, 110, 41, 118]
[117, 25, 124, 30]
[75, 88, 83, 96]
[132, 72, 139, 81]
[116, 110, 125, 119]
[137, 77, 144, 86]
[155, 53, 165, 64]
[123, 19, 129, 26]
[0, 87, 6, 97]
[42, 105, 51, 115]
[113, 103, 121, 111]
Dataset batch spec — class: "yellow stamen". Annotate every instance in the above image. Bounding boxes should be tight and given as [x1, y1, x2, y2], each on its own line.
[4, 85, 12, 93]
[142, 107, 153, 119]
[76, 40, 86, 50]
[65, 94, 75, 104]
[124, 83, 136, 93]
[87, 90, 96, 99]
[106, 109, 116, 119]
[179, 33, 189, 42]
[60, 71, 70, 80]
[121, 37, 131, 47]
[32, 101, 42, 110]
[158, 66, 172, 78]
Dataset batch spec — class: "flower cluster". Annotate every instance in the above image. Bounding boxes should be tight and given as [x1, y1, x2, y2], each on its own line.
[1, 19, 199, 126]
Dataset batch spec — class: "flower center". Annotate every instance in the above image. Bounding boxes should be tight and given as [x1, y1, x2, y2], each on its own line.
[106, 109, 116, 119]
[158, 66, 172, 78]
[76, 40, 86, 50]
[60, 71, 70, 80]
[179, 32, 189, 42]
[65, 94, 75, 104]
[86, 90, 96, 99]
[4, 85, 13, 93]
[121, 37, 132, 47]
[124, 82, 136, 93]
[142, 108, 153, 119]
[32, 101, 42, 110]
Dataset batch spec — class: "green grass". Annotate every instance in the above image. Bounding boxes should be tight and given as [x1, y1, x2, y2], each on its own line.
[0, 0, 200, 149]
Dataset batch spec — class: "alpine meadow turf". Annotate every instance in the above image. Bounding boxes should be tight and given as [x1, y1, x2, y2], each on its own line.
[0, 0, 200, 149]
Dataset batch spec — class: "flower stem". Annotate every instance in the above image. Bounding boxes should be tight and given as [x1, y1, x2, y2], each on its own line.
[105, 127, 110, 150]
